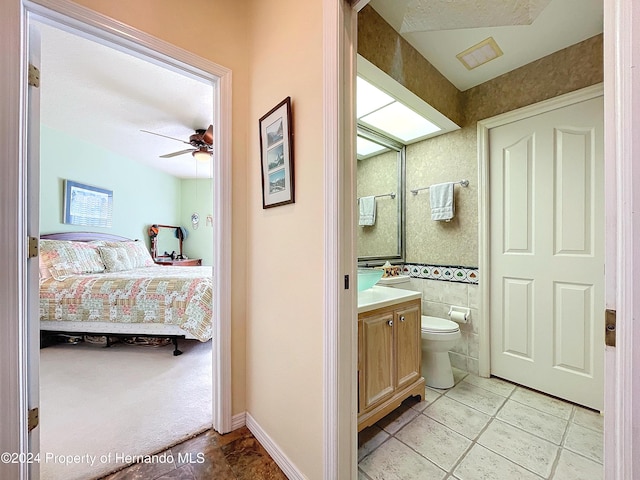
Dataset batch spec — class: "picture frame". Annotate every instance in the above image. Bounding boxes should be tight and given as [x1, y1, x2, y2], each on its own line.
[259, 96, 294, 208]
[63, 180, 113, 227]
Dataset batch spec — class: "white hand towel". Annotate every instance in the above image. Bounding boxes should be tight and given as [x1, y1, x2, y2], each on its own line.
[358, 196, 377, 226]
[430, 182, 455, 221]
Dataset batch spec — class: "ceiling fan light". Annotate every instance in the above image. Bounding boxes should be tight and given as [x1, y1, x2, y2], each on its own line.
[192, 148, 211, 162]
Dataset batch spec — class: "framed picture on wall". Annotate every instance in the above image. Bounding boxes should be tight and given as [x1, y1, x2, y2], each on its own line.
[63, 180, 113, 227]
[259, 96, 294, 208]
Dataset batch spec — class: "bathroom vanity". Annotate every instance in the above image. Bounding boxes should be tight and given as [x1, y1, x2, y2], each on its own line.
[357, 286, 425, 431]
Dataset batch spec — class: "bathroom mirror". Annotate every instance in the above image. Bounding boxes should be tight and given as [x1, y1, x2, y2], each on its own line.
[357, 127, 405, 264]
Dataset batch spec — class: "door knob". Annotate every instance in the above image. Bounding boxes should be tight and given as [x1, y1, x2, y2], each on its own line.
[400, 316, 405, 322]
[387, 320, 393, 327]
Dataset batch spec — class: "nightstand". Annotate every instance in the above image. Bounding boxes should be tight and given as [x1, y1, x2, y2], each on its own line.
[154, 258, 202, 266]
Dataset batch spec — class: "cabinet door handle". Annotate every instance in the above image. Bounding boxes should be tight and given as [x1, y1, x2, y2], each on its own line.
[400, 316, 405, 322]
[387, 320, 393, 327]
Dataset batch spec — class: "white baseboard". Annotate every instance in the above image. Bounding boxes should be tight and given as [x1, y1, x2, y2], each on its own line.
[231, 412, 246, 430]
[245, 412, 306, 480]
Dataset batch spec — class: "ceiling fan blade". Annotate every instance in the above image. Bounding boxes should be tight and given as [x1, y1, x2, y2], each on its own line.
[141, 129, 190, 144]
[159, 148, 195, 158]
[202, 124, 213, 145]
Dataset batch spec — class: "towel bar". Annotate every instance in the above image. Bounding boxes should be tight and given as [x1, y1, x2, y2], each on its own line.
[410, 179, 469, 195]
[358, 192, 396, 201]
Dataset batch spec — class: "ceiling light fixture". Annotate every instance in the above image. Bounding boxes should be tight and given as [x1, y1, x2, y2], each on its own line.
[456, 37, 503, 70]
[192, 147, 211, 162]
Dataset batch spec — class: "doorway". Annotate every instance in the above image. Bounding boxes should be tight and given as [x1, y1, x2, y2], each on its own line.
[342, 0, 616, 480]
[8, 2, 233, 478]
[30, 15, 220, 479]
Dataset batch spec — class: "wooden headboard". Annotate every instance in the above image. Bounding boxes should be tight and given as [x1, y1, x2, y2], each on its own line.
[40, 232, 134, 242]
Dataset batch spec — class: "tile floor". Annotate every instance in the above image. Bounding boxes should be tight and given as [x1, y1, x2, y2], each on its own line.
[98, 369, 603, 480]
[358, 369, 603, 480]
[99, 426, 286, 480]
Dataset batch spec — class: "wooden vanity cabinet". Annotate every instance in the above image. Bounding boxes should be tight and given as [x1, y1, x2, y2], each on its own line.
[360, 310, 395, 410]
[358, 298, 424, 431]
[395, 302, 422, 390]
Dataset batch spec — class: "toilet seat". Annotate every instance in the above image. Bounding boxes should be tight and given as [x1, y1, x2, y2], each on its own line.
[421, 315, 460, 333]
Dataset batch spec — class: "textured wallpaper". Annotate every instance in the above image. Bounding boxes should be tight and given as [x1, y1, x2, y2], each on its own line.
[463, 34, 604, 125]
[357, 150, 400, 258]
[405, 128, 478, 266]
[358, 8, 603, 268]
[358, 11, 603, 267]
[357, 5, 464, 127]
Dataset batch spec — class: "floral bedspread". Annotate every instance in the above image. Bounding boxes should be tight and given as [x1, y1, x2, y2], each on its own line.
[39, 266, 213, 341]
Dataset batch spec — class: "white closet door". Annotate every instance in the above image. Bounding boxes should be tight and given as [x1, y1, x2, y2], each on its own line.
[489, 96, 604, 410]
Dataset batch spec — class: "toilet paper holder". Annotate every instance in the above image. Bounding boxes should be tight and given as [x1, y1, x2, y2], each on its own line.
[448, 306, 470, 323]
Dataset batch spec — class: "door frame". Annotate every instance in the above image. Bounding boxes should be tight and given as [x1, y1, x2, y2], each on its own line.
[340, 0, 640, 480]
[329, 0, 639, 477]
[336, 1, 640, 478]
[323, 0, 358, 477]
[477, 83, 605, 379]
[605, 0, 640, 478]
[0, 1, 233, 477]
[27, 0, 234, 433]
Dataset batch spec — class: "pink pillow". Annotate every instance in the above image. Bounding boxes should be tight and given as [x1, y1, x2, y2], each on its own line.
[40, 239, 106, 280]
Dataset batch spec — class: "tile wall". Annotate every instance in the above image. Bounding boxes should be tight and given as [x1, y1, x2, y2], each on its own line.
[387, 264, 480, 374]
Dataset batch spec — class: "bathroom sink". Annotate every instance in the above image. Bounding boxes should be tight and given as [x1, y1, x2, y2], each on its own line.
[357, 285, 422, 313]
[357, 268, 384, 292]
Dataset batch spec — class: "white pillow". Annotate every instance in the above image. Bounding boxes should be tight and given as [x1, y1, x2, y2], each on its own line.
[103, 241, 155, 268]
[98, 246, 134, 272]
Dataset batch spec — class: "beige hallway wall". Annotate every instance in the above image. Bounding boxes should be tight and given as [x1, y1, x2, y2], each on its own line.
[246, 0, 325, 477]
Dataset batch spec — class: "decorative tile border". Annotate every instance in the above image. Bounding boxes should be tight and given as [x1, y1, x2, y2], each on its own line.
[402, 264, 479, 284]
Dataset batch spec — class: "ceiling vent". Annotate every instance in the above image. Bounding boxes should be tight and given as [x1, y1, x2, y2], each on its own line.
[456, 37, 504, 70]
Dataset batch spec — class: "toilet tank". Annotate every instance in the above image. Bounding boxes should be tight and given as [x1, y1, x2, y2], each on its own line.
[376, 275, 413, 289]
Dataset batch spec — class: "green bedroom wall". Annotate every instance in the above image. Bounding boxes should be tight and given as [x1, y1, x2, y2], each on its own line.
[180, 178, 214, 266]
[40, 126, 214, 262]
[40, 125, 182, 248]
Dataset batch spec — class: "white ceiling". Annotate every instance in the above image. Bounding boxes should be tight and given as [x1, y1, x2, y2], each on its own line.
[369, 0, 603, 91]
[35, 20, 214, 179]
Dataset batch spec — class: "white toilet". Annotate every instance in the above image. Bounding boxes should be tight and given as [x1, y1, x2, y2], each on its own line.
[377, 275, 463, 389]
[421, 315, 461, 389]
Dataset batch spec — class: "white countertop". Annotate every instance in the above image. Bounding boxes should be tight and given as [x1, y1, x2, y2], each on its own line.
[357, 286, 422, 314]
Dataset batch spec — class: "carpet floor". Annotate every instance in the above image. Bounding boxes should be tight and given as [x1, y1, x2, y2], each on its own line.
[39, 338, 213, 480]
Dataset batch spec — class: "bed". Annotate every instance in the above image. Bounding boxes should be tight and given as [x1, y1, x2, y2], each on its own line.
[38, 232, 213, 355]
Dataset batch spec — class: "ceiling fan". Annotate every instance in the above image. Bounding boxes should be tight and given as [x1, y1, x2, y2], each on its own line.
[141, 124, 213, 160]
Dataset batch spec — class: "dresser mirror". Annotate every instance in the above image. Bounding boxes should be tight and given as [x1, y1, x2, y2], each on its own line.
[149, 224, 184, 261]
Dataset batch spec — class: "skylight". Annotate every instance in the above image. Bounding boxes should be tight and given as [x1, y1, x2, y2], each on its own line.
[357, 136, 389, 158]
[356, 76, 442, 155]
[356, 76, 394, 117]
[360, 101, 441, 142]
